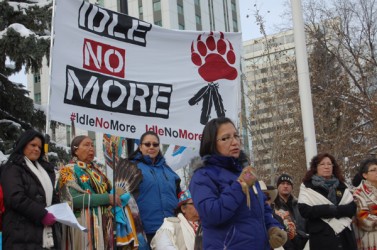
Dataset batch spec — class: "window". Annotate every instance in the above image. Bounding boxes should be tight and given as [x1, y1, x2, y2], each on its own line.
[88, 131, 96, 151]
[285, 34, 294, 43]
[34, 92, 41, 104]
[231, 1, 236, 12]
[154, 20, 162, 26]
[177, 3, 183, 15]
[66, 126, 71, 147]
[195, 15, 201, 25]
[34, 73, 40, 84]
[153, 1, 161, 11]
[179, 24, 185, 30]
[138, 0, 143, 19]
[233, 19, 238, 30]
[195, 0, 200, 6]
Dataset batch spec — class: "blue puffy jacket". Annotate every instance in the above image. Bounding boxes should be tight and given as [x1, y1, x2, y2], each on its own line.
[131, 152, 181, 234]
[189, 155, 282, 250]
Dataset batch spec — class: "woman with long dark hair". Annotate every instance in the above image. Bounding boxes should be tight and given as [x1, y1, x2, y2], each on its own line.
[1, 129, 60, 249]
[298, 153, 357, 250]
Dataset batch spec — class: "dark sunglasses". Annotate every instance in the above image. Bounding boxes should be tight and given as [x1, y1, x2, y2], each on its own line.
[142, 142, 159, 148]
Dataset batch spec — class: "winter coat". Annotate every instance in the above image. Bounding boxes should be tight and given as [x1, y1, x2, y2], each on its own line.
[1, 155, 60, 250]
[150, 213, 197, 250]
[189, 155, 282, 250]
[131, 152, 181, 234]
[298, 180, 357, 250]
[274, 195, 308, 250]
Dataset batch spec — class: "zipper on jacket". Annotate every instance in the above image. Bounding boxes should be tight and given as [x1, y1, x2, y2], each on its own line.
[150, 168, 163, 204]
[162, 170, 168, 181]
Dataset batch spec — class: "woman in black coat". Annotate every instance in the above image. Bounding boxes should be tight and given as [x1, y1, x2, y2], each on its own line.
[298, 153, 357, 250]
[1, 130, 60, 250]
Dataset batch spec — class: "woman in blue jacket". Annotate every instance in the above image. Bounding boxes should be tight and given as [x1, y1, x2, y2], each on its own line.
[189, 117, 286, 250]
[129, 131, 181, 245]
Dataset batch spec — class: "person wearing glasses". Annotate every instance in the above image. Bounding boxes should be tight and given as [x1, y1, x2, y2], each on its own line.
[189, 117, 287, 250]
[128, 131, 181, 245]
[150, 189, 200, 250]
[353, 157, 377, 250]
[298, 153, 357, 250]
[58, 135, 121, 249]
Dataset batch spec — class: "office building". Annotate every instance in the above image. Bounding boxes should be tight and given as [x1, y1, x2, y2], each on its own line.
[243, 29, 300, 171]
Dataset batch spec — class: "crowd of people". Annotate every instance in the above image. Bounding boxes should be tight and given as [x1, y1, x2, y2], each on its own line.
[0, 117, 376, 250]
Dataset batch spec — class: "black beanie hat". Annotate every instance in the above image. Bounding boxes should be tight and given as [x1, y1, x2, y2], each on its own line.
[277, 173, 293, 187]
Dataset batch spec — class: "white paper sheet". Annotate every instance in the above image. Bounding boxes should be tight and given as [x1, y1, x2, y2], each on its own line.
[46, 203, 87, 232]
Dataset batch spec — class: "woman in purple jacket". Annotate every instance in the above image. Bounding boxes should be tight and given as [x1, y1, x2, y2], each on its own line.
[189, 117, 286, 250]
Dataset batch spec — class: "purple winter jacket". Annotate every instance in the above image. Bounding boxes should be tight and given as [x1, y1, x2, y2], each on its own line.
[189, 155, 282, 250]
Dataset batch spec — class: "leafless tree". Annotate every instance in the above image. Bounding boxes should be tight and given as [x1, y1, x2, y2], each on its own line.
[243, 0, 377, 190]
[304, 0, 377, 180]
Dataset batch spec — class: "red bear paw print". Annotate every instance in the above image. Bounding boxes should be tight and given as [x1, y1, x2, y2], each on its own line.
[191, 32, 237, 82]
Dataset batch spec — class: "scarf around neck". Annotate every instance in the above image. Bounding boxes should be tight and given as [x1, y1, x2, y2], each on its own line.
[312, 174, 339, 204]
[24, 157, 54, 248]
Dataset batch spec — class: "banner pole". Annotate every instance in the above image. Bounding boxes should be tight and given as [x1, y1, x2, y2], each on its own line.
[112, 142, 117, 249]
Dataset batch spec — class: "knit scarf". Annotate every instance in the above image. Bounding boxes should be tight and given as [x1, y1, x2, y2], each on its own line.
[311, 175, 339, 204]
[24, 157, 54, 248]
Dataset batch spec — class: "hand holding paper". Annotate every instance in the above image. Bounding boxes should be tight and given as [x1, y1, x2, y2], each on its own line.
[46, 203, 87, 232]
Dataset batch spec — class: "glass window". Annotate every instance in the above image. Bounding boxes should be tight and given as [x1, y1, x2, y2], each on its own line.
[66, 126, 71, 147]
[233, 19, 238, 29]
[231, 2, 236, 12]
[34, 92, 41, 104]
[195, 0, 200, 6]
[34, 73, 40, 84]
[153, 1, 161, 11]
[154, 20, 162, 26]
[285, 34, 294, 43]
[179, 24, 185, 30]
[177, 4, 183, 15]
[195, 15, 201, 24]
[139, 6, 143, 15]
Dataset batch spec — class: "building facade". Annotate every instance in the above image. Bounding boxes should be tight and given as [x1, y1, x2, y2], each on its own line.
[243, 30, 300, 171]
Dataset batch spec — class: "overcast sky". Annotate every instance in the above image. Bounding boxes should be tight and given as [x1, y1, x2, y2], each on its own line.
[240, 0, 290, 41]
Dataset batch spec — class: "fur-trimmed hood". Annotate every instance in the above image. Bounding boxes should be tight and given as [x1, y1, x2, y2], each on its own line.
[192, 154, 242, 173]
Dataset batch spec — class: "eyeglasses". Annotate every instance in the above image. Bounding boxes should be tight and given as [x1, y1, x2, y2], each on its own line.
[142, 142, 159, 148]
[217, 134, 240, 143]
[319, 163, 333, 167]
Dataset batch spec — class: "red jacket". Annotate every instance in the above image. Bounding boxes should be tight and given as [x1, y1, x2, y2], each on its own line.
[0, 185, 4, 231]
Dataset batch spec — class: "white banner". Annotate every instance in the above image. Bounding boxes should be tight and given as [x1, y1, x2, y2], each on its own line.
[164, 145, 199, 171]
[49, 0, 242, 147]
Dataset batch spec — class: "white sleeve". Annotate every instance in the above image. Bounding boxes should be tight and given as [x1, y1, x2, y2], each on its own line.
[150, 229, 177, 250]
